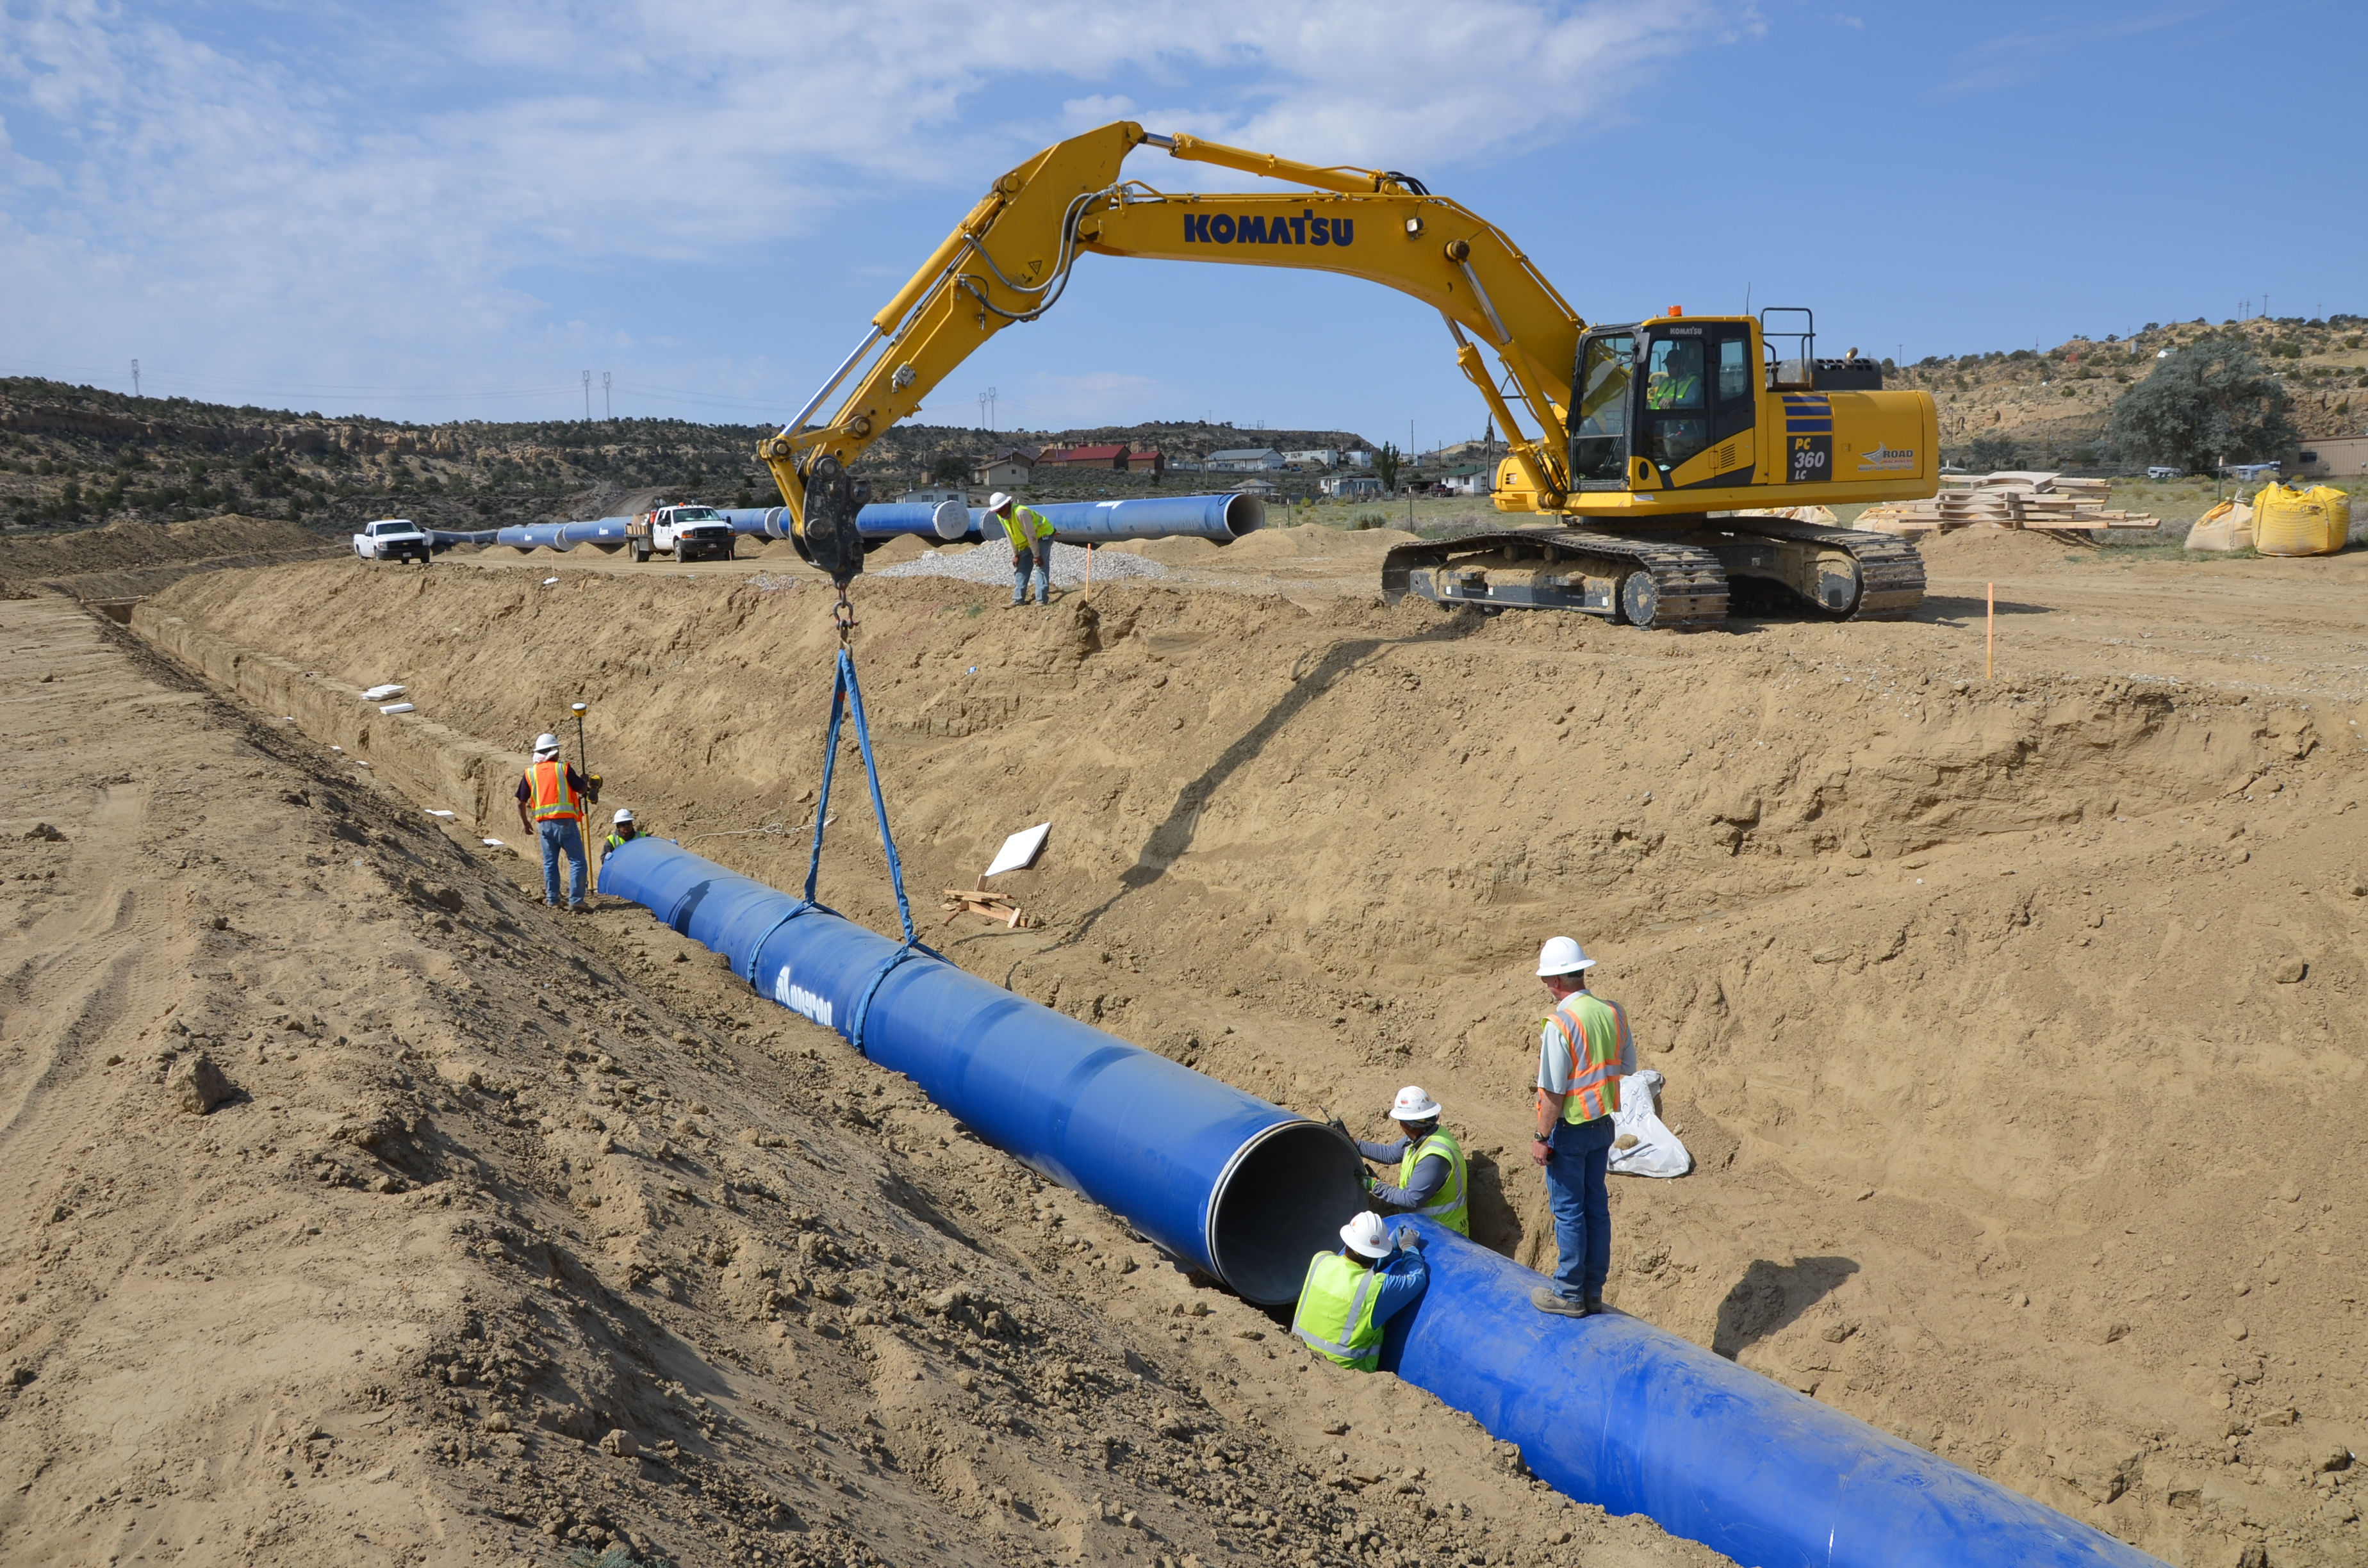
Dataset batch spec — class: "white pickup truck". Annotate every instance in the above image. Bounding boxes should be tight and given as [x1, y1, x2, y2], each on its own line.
[352, 518, 432, 563]
[627, 503, 737, 564]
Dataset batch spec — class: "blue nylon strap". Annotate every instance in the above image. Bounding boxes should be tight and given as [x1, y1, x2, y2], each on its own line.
[846, 942, 938, 1057]
[743, 902, 823, 993]
[798, 644, 919, 950]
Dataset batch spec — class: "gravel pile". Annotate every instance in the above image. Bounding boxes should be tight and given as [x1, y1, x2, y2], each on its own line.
[875, 541, 1169, 589]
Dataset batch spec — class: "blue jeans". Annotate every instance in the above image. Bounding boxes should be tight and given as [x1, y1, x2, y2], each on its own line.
[1012, 541, 1052, 603]
[539, 819, 588, 906]
[1543, 1115, 1615, 1302]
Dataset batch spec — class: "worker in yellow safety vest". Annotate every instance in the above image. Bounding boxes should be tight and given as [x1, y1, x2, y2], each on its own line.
[1345, 1086, 1469, 1236]
[1290, 1211, 1428, 1371]
[596, 807, 643, 890]
[1527, 935, 1634, 1318]
[514, 731, 597, 911]
[989, 491, 1056, 608]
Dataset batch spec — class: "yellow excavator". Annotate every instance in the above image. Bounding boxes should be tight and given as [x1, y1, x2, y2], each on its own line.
[758, 122, 1939, 630]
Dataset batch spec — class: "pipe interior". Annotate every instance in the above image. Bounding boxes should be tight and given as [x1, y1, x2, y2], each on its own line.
[1208, 1121, 1367, 1305]
[1224, 493, 1265, 537]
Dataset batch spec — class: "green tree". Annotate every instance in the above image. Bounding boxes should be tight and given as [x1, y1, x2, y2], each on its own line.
[1373, 441, 1401, 493]
[928, 453, 970, 485]
[2110, 334, 2296, 473]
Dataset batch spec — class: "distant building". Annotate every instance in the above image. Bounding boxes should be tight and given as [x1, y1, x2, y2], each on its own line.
[1440, 464, 1493, 496]
[973, 448, 1037, 487]
[1229, 478, 1279, 496]
[1205, 447, 1285, 472]
[2296, 436, 2368, 477]
[1345, 449, 1375, 468]
[1322, 475, 1385, 499]
[1282, 448, 1340, 470]
[1124, 449, 1165, 476]
[898, 486, 972, 505]
[1036, 443, 1129, 470]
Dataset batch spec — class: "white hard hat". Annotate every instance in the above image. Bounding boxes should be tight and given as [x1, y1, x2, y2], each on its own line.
[613, 808, 634, 824]
[532, 732, 561, 756]
[988, 492, 1013, 511]
[1390, 1085, 1442, 1122]
[1339, 1210, 1390, 1260]
[1536, 935, 1596, 976]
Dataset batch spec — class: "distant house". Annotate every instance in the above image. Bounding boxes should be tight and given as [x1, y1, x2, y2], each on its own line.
[973, 448, 1037, 488]
[1441, 464, 1493, 496]
[1205, 447, 1285, 473]
[1322, 475, 1385, 500]
[1229, 478, 1279, 496]
[2296, 436, 2368, 477]
[1124, 449, 1164, 477]
[1345, 449, 1375, 468]
[1282, 448, 1339, 470]
[898, 486, 973, 505]
[1037, 443, 1129, 471]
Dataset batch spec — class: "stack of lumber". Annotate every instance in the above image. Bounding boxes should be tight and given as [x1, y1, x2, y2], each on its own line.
[1857, 472, 2159, 534]
[941, 887, 1033, 929]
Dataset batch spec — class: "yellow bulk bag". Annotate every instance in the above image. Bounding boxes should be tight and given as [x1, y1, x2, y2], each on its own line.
[2184, 499, 2253, 553]
[2253, 482, 2347, 556]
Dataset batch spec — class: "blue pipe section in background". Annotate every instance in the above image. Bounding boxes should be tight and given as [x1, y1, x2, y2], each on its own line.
[965, 493, 1264, 544]
[557, 516, 632, 551]
[595, 837, 1358, 1305]
[718, 506, 798, 540]
[495, 522, 575, 552]
[1381, 1221, 2162, 1568]
[425, 528, 500, 550]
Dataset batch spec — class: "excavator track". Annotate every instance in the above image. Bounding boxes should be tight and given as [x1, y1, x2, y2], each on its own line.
[1381, 528, 1730, 631]
[1695, 516, 1927, 621]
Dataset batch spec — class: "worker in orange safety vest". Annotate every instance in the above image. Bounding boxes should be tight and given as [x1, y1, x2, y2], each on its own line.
[514, 731, 598, 911]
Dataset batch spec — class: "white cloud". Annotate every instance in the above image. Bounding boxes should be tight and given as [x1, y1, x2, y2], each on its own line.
[0, 0, 1748, 415]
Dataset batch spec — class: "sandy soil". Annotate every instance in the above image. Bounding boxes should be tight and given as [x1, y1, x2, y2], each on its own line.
[0, 579, 1722, 1565]
[19, 515, 2368, 1567]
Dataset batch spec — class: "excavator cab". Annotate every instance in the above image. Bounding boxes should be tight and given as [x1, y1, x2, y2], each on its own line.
[1570, 315, 1786, 494]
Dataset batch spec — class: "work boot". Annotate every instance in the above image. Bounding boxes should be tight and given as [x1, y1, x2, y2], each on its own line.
[1007, 598, 1024, 610]
[569, 901, 592, 915]
[1529, 1287, 1593, 1318]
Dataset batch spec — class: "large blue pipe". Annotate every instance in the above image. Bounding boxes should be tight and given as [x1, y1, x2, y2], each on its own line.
[966, 493, 1264, 544]
[1383, 1220, 2158, 1568]
[597, 837, 2165, 1568]
[495, 522, 575, 551]
[595, 838, 1358, 1304]
[557, 516, 632, 550]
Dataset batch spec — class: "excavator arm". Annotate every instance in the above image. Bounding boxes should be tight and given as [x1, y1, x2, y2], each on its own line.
[758, 122, 1589, 559]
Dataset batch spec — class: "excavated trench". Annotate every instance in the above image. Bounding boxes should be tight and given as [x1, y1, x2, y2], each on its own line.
[127, 547, 2368, 1568]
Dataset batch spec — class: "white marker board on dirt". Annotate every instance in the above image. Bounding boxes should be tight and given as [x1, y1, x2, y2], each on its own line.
[983, 822, 1051, 878]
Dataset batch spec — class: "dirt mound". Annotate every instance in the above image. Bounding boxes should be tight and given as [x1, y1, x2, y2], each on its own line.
[0, 514, 327, 587]
[1224, 524, 1417, 560]
[3, 596, 1726, 1568]
[124, 546, 2368, 1567]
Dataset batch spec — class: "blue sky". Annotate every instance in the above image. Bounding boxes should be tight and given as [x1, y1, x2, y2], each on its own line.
[2, 1, 2358, 449]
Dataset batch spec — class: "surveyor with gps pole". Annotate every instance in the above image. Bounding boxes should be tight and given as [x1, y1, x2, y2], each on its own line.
[516, 731, 598, 912]
[1528, 935, 1633, 1318]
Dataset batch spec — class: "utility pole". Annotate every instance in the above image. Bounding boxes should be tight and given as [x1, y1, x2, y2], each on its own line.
[582, 371, 591, 420]
[602, 372, 612, 421]
[131, 359, 140, 398]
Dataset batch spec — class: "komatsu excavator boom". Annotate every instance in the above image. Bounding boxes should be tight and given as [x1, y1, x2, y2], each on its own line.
[761, 121, 1937, 628]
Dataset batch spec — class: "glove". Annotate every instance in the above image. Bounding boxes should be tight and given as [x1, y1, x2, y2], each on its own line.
[1326, 1116, 1351, 1143]
[1394, 1225, 1422, 1252]
[1361, 1170, 1377, 1194]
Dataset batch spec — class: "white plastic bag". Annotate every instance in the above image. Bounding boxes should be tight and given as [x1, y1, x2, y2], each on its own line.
[1607, 1068, 1692, 1179]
